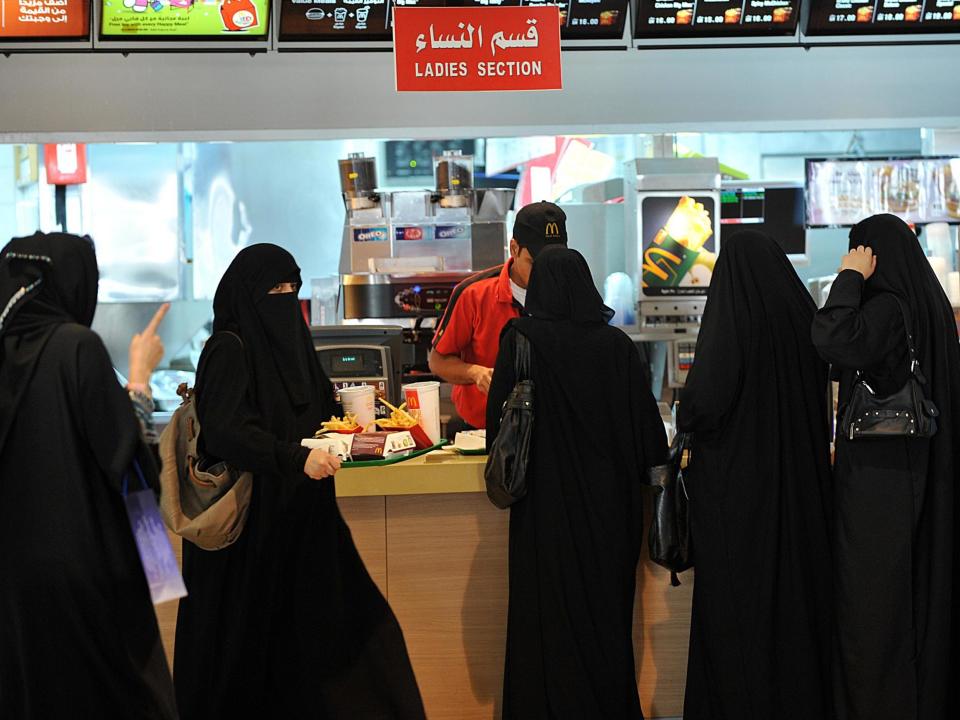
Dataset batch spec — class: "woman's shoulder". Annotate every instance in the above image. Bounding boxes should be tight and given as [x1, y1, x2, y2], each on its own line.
[46, 323, 109, 359]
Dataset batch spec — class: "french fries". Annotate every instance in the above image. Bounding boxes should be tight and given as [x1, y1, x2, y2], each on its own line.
[376, 398, 420, 429]
[316, 413, 361, 436]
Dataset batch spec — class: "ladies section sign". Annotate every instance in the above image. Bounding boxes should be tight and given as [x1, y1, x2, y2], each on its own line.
[393, 6, 562, 92]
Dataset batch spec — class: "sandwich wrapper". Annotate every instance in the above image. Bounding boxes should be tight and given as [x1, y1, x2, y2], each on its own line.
[301, 430, 417, 462]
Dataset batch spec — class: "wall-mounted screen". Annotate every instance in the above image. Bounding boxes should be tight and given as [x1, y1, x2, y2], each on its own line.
[635, 0, 800, 38]
[1, 0, 89, 38]
[806, 157, 960, 227]
[279, 0, 627, 42]
[100, 0, 269, 38]
[806, 0, 960, 34]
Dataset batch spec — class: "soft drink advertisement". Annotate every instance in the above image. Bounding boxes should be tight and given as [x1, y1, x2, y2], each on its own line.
[640, 194, 717, 296]
[101, 0, 268, 35]
[0, 0, 89, 38]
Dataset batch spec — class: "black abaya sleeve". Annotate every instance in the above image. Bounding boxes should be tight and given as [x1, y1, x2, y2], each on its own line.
[72, 326, 157, 492]
[811, 269, 904, 370]
[196, 333, 310, 477]
[486, 325, 518, 450]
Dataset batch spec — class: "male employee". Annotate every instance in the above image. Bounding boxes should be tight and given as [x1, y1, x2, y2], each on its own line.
[429, 200, 568, 430]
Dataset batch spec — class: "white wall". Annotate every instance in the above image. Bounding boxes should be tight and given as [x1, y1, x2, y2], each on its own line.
[0, 43, 958, 141]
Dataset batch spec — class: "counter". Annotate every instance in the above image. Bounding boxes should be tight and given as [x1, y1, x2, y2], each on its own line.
[154, 452, 693, 719]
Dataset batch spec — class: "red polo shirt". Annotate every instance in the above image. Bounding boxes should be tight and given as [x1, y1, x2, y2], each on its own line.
[433, 260, 520, 428]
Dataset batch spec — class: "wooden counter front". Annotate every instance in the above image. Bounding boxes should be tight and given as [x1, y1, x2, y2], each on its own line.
[155, 453, 693, 719]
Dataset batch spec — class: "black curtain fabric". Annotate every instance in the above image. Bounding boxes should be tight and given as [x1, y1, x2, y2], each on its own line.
[812, 214, 960, 720]
[678, 230, 834, 720]
[174, 244, 424, 719]
[0, 233, 176, 718]
[486, 247, 668, 719]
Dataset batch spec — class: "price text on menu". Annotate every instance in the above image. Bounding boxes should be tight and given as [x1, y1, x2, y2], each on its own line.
[806, 0, 960, 33]
[0, 0, 88, 37]
[635, 0, 800, 36]
[279, 0, 625, 42]
[393, 5, 562, 91]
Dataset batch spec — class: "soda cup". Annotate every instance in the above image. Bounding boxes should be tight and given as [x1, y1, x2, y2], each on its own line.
[338, 385, 376, 428]
[402, 381, 441, 446]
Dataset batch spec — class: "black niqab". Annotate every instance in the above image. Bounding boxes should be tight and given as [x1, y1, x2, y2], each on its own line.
[0, 232, 98, 455]
[523, 244, 614, 323]
[211, 243, 326, 420]
[679, 230, 834, 719]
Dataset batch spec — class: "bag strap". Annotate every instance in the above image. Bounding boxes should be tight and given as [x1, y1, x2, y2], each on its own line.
[514, 329, 531, 382]
[888, 294, 920, 374]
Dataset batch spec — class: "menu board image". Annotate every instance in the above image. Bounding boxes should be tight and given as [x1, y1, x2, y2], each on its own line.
[636, 0, 800, 37]
[280, 0, 626, 42]
[806, 0, 960, 33]
[101, 0, 269, 37]
[1, 0, 89, 38]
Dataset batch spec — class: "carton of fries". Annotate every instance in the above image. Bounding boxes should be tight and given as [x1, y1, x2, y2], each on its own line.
[315, 413, 365, 436]
[375, 397, 434, 450]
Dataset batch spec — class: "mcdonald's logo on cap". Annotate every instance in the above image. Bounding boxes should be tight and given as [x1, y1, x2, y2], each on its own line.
[545, 222, 560, 238]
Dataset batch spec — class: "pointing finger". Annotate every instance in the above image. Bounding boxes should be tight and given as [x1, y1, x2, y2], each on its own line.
[144, 303, 170, 336]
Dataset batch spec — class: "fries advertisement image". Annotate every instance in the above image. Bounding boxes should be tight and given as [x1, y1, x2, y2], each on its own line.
[640, 195, 717, 296]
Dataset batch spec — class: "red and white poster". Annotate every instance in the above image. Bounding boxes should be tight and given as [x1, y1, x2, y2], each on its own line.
[44, 143, 87, 185]
[393, 6, 562, 93]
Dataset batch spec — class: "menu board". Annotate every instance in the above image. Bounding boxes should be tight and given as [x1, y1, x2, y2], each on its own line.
[0, 0, 89, 38]
[279, 0, 626, 42]
[806, 157, 960, 227]
[101, 0, 269, 37]
[635, 0, 800, 37]
[806, 0, 960, 34]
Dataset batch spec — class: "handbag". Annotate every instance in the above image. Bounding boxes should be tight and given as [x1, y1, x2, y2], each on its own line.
[484, 329, 534, 509]
[646, 432, 693, 586]
[158, 333, 253, 550]
[840, 295, 939, 441]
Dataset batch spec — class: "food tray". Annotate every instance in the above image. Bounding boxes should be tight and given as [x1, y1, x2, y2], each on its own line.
[341, 440, 449, 468]
[450, 446, 487, 456]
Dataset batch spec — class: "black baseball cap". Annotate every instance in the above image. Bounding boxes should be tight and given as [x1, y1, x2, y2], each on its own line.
[513, 201, 568, 258]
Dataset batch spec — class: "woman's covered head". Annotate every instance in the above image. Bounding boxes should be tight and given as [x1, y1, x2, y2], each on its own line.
[523, 246, 613, 324]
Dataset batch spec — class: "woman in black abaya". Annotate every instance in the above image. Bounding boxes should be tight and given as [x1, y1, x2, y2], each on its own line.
[0, 233, 177, 719]
[173, 244, 424, 719]
[486, 246, 668, 719]
[812, 214, 960, 720]
[678, 230, 834, 720]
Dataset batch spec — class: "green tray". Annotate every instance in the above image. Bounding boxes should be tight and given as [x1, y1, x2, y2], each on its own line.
[342, 440, 449, 468]
[450, 446, 487, 456]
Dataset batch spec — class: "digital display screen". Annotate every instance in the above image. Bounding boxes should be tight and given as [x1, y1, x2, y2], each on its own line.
[279, 0, 626, 42]
[635, 0, 800, 37]
[806, 157, 960, 227]
[100, 0, 269, 38]
[1, 0, 89, 39]
[806, 0, 960, 34]
[385, 140, 477, 178]
[720, 187, 806, 255]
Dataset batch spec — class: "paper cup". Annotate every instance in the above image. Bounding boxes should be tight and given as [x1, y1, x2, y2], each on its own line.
[338, 385, 376, 428]
[403, 381, 441, 446]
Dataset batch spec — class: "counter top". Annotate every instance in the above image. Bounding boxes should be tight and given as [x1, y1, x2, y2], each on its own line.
[335, 449, 486, 498]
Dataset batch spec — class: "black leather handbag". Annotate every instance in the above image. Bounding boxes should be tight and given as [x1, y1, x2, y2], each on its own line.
[840, 296, 939, 441]
[646, 432, 693, 586]
[484, 330, 534, 509]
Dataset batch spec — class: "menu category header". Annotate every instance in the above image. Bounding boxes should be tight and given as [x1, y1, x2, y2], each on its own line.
[636, 0, 800, 36]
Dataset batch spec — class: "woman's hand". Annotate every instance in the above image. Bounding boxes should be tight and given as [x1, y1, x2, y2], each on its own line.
[128, 303, 169, 388]
[304, 449, 341, 479]
[840, 246, 877, 280]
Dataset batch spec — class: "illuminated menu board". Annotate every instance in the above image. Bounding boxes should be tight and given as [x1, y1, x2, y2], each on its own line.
[0, 0, 89, 38]
[635, 0, 800, 37]
[806, 0, 960, 33]
[279, 0, 626, 42]
[100, 0, 268, 37]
